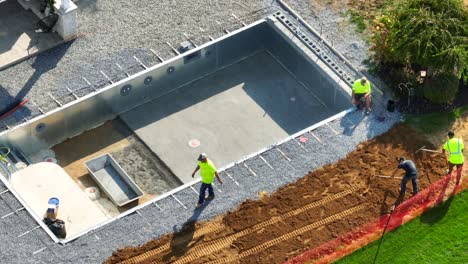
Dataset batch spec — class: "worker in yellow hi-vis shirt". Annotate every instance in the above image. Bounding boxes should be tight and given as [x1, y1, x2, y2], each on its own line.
[442, 131, 464, 186]
[192, 153, 223, 208]
[351, 77, 372, 115]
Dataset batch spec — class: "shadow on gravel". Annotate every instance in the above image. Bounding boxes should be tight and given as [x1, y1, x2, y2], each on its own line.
[340, 110, 365, 136]
[162, 200, 212, 262]
[0, 41, 73, 127]
[0, 84, 33, 122]
[16, 41, 74, 100]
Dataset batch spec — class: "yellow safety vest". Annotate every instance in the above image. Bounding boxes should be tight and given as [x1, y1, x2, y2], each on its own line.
[199, 159, 217, 184]
[352, 80, 371, 94]
[443, 138, 464, 164]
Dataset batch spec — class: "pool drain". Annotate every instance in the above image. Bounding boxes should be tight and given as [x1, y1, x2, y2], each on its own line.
[188, 139, 200, 148]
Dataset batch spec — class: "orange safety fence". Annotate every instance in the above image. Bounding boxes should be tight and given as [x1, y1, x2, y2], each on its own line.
[286, 166, 465, 264]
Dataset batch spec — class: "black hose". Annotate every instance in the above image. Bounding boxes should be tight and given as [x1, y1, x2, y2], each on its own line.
[372, 203, 397, 264]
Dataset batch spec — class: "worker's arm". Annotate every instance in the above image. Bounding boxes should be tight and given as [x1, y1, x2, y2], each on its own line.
[192, 165, 200, 178]
[366, 83, 371, 97]
[441, 141, 449, 160]
[439, 149, 446, 160]
[351, 90, 355, 104]
[215, 171, 223, 184]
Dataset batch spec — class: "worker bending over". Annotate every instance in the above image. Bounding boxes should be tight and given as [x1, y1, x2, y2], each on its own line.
[351, 77, 371, 115]
[442, 131, 464, 185]
[192, 153, 223, 208]
[391, 157, 419, 197]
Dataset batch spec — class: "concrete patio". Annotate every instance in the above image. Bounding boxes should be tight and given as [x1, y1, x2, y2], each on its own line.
[0, 0, 63, 70]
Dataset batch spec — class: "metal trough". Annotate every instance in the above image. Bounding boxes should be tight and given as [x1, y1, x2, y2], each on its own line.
[85, 154, 143, 206]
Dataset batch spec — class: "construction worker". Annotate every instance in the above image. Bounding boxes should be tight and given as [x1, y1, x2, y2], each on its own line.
[43, 198, 66, 238]
[442, 131, 464, 185]
[351, 77, 371, 115]
[192, 153, 223, 208]
[391, 157, 418, 196]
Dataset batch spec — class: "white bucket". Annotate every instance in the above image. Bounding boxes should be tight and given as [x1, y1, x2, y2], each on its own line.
[85, 187, 101, 201]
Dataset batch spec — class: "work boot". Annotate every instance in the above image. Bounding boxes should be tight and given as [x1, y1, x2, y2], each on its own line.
[365, 108, 371, 115]
[195, 203, 203, 209]
[206, 195, 215, 201]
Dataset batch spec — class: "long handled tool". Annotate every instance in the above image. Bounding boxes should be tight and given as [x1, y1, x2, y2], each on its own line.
[416, 145, 440, 154]
[376, 175, 402, 180]
[373, 203, 397, 264]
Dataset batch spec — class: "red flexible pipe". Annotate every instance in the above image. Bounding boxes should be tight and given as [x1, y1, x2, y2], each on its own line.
[0, 98, 29, 121]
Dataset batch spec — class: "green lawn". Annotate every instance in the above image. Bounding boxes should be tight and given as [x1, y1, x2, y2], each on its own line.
[335, 191, 468, 264]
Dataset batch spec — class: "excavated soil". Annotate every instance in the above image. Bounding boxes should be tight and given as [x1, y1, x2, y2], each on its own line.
[105, 124, 447, 264]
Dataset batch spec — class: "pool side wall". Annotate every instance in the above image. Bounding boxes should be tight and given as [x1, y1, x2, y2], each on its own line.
[0, 17, 352, 157]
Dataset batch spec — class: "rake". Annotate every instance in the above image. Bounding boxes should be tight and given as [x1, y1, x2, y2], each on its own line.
[376, 175, 402, 180]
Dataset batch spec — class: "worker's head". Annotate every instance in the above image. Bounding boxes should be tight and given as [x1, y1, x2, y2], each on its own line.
[198, 153, 208, 162]
[448, 131, 455, 138]
[398, 157, 405, 163]
[360, 77, 367, 85]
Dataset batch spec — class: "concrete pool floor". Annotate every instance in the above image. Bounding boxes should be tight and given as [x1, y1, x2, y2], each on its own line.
[120, 51, 344, 183]
[11, 162, 108, 238]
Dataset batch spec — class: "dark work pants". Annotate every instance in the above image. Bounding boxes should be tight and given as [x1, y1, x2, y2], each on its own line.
[198, 183, 214, 204]
[448, 162, 464, 185]
[400, 173, 418, 195]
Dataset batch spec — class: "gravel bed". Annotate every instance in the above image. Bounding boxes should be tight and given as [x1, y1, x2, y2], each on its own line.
[111, 134, 181, 196]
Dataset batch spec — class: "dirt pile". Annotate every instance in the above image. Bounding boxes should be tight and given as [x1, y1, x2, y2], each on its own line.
[105, 124, 447, 264]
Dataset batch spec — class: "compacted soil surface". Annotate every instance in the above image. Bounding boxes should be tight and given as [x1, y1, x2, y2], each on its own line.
[105, 124, 447, 264]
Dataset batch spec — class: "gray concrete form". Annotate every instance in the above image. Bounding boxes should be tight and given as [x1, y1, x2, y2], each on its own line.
[0, 15, 356, 157]
[0, 13, 361, 244]
[0, 13, 401, 262]
[0, 19, 267, 156]
[266, 19, 351, 108]
[0, 5, 284, 135]
[276, 0, 375, 91]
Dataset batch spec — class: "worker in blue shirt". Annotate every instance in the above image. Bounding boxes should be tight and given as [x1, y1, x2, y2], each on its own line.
[391, 157, 419, 196]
